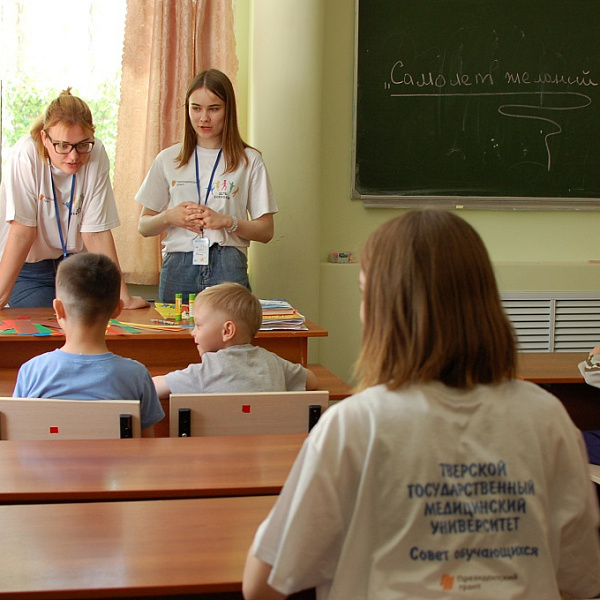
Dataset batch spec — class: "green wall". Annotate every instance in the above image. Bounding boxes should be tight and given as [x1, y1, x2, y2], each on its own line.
[237, 0, 600, 386]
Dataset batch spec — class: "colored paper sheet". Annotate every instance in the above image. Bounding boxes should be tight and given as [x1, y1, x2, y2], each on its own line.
[117, 320, 189, 331]
[33, 324, 55, 336]
[154, 302, 180, 319]
[109, 320, 141, 334]
[4, 319, 39, 334]
[106, 325, 126, 335]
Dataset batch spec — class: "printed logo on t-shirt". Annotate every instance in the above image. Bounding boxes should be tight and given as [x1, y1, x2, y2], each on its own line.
[171, 179, 195, 187]
[440, 574, 454, 590]
[67, 194, 83, 215]
[212, 178, 239, 200]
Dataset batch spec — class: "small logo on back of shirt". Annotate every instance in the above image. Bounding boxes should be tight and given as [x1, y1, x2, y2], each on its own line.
[440, 574, 454, 590]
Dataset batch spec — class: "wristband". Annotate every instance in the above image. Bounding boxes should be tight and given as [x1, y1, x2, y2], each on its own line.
[226, 215, 239, 233]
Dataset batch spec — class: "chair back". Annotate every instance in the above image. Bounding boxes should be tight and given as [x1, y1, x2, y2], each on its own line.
[0, 397, 141, 440]
[169, 391, 329, 437]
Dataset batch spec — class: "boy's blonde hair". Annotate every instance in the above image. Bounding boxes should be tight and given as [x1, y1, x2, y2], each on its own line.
[196, 283, 262, 338]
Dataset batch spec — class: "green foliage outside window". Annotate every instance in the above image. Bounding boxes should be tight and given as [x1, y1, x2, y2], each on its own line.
[1, 75, 121, 177]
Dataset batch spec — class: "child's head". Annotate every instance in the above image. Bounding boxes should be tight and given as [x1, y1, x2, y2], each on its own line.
[177, 68, 249, 172]
[55, 253, 121, 325]
[356, 209, 515, 391]
[191, 283, 262, 355]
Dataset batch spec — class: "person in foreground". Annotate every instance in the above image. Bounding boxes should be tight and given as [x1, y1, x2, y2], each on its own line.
[243, 209, 600, 600]
[137, 69, 277, 303]
[0, 88, 147, 310]
[13, 253, 164, 437]
[152, 282, 317, 399]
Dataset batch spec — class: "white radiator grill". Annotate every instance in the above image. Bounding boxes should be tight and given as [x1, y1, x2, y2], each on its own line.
[501, 292, 600, 352]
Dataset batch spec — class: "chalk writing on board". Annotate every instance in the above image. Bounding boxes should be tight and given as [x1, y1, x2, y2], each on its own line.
[386, 62, 598, 171]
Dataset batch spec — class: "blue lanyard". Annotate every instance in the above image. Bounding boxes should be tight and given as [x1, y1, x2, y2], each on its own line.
[50, 170, 76, 259]
[194, 147, 222, 206]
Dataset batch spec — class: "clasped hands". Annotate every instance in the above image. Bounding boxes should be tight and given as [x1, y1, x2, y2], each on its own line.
[170, 202, 229, 233]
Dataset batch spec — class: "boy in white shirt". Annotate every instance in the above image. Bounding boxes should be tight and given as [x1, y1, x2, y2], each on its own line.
[152, 283, 317, 399]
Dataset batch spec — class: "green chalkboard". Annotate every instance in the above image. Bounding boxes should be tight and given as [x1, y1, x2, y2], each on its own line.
[353, 0, 600, 209]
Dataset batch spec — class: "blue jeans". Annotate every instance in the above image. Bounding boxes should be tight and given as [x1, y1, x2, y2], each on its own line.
[9, 257, 68, 308]
[159, 246, 250, 304]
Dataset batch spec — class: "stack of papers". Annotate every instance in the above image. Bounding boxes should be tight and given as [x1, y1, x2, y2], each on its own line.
[260, 299, 307, 331]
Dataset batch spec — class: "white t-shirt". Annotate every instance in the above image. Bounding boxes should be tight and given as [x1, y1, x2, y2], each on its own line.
[135, 144, 278, 253]
[252, 379, 600, 600]
[0, 135, 120, 262]
[165, 345, 308, 393]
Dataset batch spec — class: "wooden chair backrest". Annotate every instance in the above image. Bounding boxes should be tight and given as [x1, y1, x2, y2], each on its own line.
[169, 391, 329, 437]
[0, 397, 141, 440]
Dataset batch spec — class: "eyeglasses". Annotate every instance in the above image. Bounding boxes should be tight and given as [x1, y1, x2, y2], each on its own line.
[44, 132, 95, 155]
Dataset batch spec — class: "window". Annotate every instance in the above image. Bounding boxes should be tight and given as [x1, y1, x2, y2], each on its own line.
[0, 0, 127, 177]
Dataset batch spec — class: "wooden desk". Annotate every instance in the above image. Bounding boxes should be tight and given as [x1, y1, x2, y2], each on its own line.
[0, 434, 305, 503]
[517, 352, 600, 430]
[0, 495, 274, 598]
[517, 352, 587, 384]
[0, 306, 327, 369]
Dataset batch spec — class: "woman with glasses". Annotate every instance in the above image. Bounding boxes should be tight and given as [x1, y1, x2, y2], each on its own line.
[0, 89, 147, 309]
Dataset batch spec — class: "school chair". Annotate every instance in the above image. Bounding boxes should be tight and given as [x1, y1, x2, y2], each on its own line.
[169, 391, 329, 437]
[0, 397, 142, 440]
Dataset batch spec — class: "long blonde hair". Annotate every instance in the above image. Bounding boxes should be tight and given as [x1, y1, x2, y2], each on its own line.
[355, 209, 516, 392]
[30, 88, 95, 160]
[176, 69, 253, 173]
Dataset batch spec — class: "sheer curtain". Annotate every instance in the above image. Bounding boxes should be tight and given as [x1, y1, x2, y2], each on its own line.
[112, 0, 238, 284]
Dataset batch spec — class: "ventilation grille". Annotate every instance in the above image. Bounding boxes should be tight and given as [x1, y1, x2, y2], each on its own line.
[501, 292, 600, 352]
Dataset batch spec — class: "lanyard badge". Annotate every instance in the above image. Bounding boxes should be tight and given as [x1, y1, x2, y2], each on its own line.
[192, 236, 210, 265]
[50, 171, 76, 259]
[193, 148, 222, 265]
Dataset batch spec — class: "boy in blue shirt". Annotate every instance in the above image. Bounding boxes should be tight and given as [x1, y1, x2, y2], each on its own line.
[14, 253, 164, 436]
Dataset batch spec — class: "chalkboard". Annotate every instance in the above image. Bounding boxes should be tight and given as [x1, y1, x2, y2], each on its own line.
[353, 0, 600, 209]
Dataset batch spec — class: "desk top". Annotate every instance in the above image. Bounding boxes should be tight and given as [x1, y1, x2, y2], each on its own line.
[516, 352, 587, 384]
[0, 306, 327, 369]
[0, 433, 305, 503]
[0, 306, 327, 341]
[0, 494, 275, 597]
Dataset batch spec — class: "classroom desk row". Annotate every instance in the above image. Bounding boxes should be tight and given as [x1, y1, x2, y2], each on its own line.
[0, 433, 314, 599]
[0, 494, 275, 599]
[3, 352, 597, 429]
[0, 433, 305, 504]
